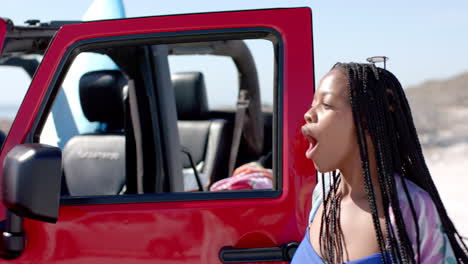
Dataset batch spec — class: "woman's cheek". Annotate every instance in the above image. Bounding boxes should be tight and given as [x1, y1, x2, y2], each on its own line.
[319, 112, 336, 130]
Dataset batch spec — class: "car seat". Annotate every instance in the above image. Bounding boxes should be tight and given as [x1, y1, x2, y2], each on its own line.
[173, 72, 231, 191]
[62, 70, 127, 196]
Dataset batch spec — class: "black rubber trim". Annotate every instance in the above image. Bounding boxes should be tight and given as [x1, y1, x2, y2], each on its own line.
[219, 242, 299, 263]
[26, 27, 284, 206]
[273, 25, 284, 192]
[60, 189, 279, 206]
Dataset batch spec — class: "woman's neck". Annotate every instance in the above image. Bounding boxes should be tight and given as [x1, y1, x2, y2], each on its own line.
[338, 145, 382, 204]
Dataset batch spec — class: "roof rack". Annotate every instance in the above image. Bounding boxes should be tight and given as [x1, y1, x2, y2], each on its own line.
[366, 56, 389, 69]
[0, 18, 81, 56]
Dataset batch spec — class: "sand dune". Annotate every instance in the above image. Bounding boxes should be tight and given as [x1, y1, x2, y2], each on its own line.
[0, 119, 12, 135]
[406, 71, 468, 238]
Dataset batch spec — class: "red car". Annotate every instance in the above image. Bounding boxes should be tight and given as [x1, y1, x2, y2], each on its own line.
[0, 8, 316, 263]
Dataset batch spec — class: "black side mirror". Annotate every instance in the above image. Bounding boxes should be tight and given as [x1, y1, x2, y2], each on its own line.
[2, 144, 62, 223]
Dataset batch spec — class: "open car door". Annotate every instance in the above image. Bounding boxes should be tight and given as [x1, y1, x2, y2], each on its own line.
[0, 8, 316, 263]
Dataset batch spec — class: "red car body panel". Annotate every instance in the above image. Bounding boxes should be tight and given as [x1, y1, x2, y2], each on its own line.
[0, 19, 6, 55]
[0, 8, 316, 263]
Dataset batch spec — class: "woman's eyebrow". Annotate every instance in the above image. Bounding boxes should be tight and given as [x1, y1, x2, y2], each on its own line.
[318, 91, 337, 97]
[320, 90, 348, 99]
[312, 90, 344, 105]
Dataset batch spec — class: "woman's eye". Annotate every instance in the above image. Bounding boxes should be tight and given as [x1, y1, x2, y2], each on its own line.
[322, 103, 332, 109]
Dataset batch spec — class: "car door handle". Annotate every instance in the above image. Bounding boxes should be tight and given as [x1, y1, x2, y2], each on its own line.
[219, 242, 299, 263]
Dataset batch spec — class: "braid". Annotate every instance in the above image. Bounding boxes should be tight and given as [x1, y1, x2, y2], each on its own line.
[320, 171, 345, 263]
[346, 64, 391, 264]
[365, 68, 403, 264]
[374, 69, 416, 263]
[376, 81, 404, 264]
[381, 73, 418, 263]
[319, 62, 468, 263]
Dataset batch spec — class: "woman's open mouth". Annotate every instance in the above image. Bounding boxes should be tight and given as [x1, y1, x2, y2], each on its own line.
[305, 135, 318, 159]
[302, 126, 318, 159]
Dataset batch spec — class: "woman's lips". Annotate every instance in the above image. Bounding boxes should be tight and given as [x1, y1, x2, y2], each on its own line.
[302, 126, 318, 159]
[305, 135, 318, 159]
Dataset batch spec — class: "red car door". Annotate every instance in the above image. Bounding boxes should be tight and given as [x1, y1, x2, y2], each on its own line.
[0, 8, 316, 263]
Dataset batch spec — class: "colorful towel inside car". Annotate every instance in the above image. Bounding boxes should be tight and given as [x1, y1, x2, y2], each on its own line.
[209, 162, 273, 191]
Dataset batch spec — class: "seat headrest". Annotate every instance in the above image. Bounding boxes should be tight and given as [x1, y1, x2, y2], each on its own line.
[172, 72, 209, 120]
[79, 70, 127, 128]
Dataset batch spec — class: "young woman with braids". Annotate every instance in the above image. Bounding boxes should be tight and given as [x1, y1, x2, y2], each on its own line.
[292, 63, 467, 263]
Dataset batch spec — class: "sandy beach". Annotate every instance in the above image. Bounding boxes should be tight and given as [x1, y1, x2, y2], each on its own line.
[0, 119, 12, 134]
[424, 144, 468, 239]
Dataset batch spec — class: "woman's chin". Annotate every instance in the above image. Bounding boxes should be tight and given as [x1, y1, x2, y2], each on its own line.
[315, 167, 328, 174]
[312, 161, 323, 173]
[307, 151, 336, 173]
[312, 161, 334, 174]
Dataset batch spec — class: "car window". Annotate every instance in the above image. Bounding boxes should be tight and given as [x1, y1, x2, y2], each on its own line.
[168, 39, 274, 109]
[167, 39, 275, 192]
[35, 30, 280, 202]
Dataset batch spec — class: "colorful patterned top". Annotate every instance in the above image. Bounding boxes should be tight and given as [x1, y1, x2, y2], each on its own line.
[292, 174, 456, 263]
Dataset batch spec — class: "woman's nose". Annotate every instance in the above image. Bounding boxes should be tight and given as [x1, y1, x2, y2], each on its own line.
[304, 109, 317, 123]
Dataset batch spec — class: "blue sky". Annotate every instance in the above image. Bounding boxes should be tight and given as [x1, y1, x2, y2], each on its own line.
[1, 0, 467, 105]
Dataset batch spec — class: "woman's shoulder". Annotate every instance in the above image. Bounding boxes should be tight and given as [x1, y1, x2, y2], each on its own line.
[394, 174, 428, 197]
[393, 174, 438, 227]
[392, 174, 457, 263]
[393, 174, 435, 215]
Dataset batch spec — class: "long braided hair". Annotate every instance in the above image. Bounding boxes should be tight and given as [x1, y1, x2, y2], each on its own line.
[319, 62, 468, 263]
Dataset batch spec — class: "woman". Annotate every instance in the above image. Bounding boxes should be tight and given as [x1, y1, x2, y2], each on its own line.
[293, 63, 467, 263]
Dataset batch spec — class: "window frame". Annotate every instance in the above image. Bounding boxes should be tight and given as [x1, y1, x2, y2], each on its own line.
[27, 27, 284, 206]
